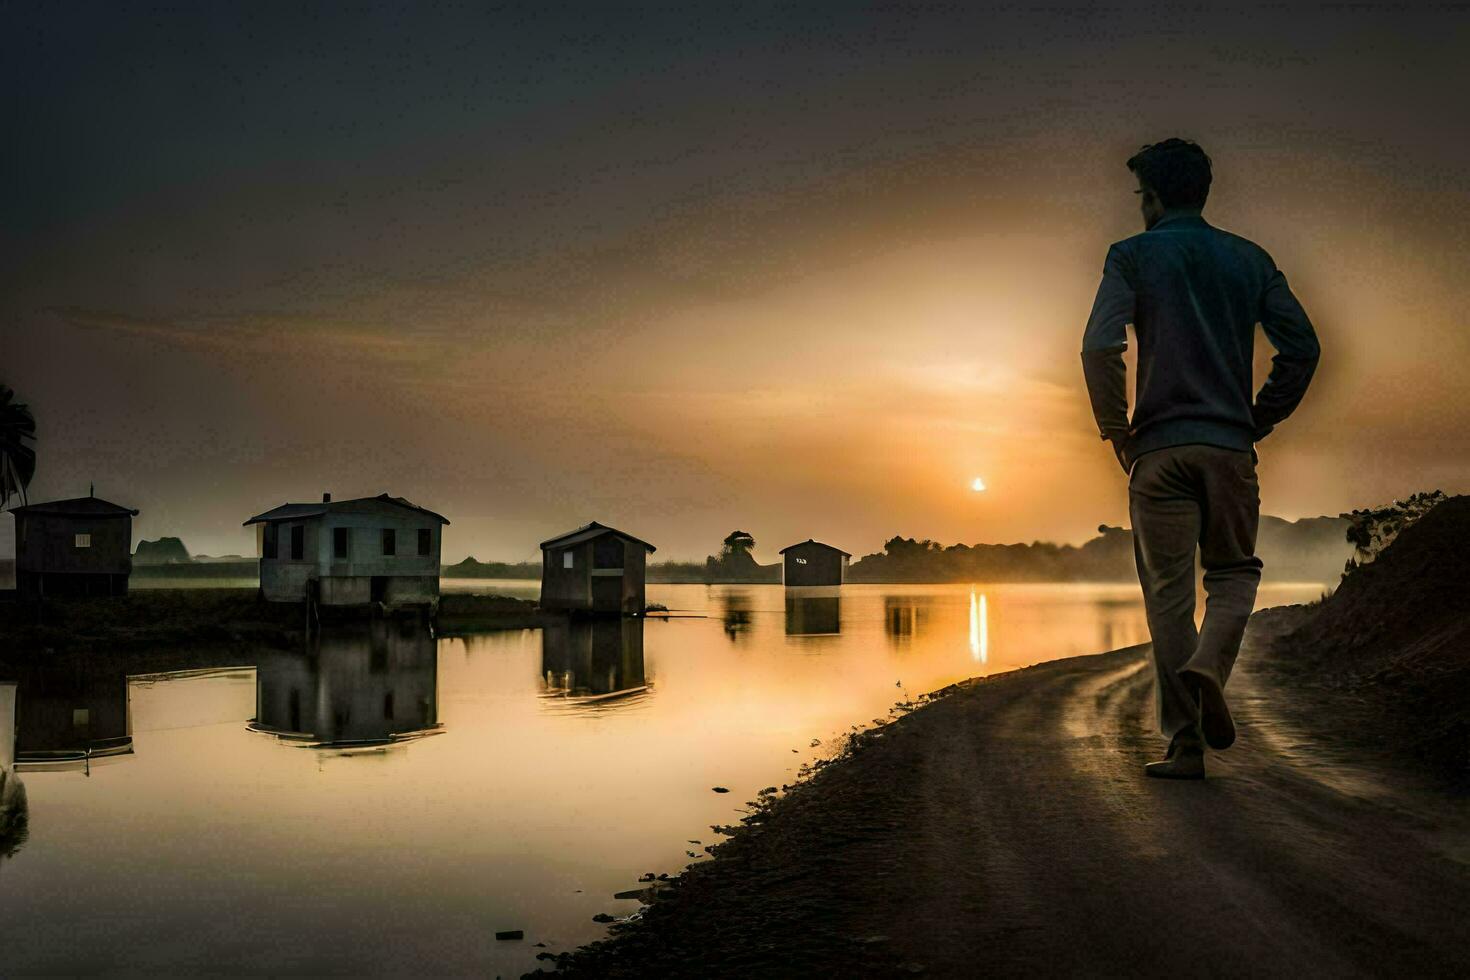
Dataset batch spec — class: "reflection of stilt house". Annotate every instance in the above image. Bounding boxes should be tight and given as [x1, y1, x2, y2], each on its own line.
[541, 616, 647, 701]
[250, 622, 439, 746]
[539, 522, 655, 616]
[243, 493, 448, 608]
[785, 589, 841, 636]
[10, 495, 138, 600]
[779, 540, 850, 587]
[10, 671, 133, 766]
[1, 682, 15, 771]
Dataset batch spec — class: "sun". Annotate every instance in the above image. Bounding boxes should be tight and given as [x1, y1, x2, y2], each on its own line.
[971, 477, 987, 492]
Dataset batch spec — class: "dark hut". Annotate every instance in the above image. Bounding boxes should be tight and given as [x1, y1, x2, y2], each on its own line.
[539, 522, 655, 616]
[778, 539, 850, 587]
[10, 494, 138, 599]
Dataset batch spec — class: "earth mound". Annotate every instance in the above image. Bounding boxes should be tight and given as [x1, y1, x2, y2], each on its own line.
[1278, 494, 1470, 782]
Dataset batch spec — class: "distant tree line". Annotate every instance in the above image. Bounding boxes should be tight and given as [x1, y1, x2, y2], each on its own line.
[847, 526, 1136, 583]
[116, 513, 1359, 587]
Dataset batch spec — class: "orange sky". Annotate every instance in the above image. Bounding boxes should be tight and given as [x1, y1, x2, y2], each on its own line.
[5, 5, 1469, 561]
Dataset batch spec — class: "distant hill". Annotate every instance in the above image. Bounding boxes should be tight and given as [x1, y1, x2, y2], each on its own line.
[442, 558, 541, 579]
[134, 537, 191, 564]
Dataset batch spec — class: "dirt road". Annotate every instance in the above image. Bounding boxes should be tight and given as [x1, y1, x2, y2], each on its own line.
[550, 633, 1470, 977]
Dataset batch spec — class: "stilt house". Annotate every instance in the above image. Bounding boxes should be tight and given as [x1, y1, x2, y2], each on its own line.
[539, 522, 655, 616]
[779, 539, 850, 587]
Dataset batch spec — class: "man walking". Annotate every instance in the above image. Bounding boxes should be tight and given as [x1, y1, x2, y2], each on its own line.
[1081, 139, 1320, 779]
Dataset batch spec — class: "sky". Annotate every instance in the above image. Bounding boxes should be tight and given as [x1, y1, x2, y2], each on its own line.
[4, 2, 1470, 562]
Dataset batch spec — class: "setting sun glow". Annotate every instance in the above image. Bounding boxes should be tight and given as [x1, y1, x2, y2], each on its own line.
[971, 477, 987, 492]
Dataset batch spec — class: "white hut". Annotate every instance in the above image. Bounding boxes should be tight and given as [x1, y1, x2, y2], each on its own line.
[244, 493, 448, 607]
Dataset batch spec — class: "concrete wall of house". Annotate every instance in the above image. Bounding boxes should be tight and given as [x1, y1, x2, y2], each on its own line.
[782, 543, 847, 587]
[540, 541, 592, 611]
[15, 513, 132, 576]
[258, 519, 319, 600]
[258, 509, 442, 604]
[318, 513, 441, 580]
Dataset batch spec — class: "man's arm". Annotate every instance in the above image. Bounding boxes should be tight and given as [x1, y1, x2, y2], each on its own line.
[1253, 263, 1321, 441]
[1080, 244, 1135, 462]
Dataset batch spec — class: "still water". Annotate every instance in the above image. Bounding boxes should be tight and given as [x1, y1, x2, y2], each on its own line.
[0, 581, 1323, 975]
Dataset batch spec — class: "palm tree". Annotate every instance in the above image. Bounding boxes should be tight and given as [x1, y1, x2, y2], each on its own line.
[0, 385, 37, 510]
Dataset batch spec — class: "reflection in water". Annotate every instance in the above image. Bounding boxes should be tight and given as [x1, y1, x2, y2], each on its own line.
[969, 591, 989, 664]
[541, 616, 648, 706]
[10, 670, 132, 772]
[250, 622, 440, 748]
[721, 590, 753, 640]
[1, 582, 1332, 976]
[1094, 597, 1147, 652]
[785, 591, 841, 636]
[1, 683, 28, 870]
[884, 596, 930, 645]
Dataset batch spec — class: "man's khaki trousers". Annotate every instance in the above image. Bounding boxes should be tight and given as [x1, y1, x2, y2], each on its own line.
[1128, 444, 1263, 744]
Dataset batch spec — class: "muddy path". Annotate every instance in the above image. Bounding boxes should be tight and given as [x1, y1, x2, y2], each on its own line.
[549, 632, 1470, 977]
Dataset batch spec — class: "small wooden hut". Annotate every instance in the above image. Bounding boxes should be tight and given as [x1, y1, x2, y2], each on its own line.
[539, 522, 655, 616]
[779, 539, 850, 587]
[10, 494, 138, 600]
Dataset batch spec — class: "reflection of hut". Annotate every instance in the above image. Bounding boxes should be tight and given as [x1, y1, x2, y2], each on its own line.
[1, 682, 15, 771]
[10, 495, 138, 600]
[785, 590, 841, 636]
[721, 590, 753, 639]
[11, 671, 133, 765]
[541, 616, 647, 701]
[251, 622, 439, 745]
[243, 493, 448, 608]
[884, 596, 926, 641]
[539, 522, 656, 616]
[0, 683, 23, 862]
[779, 540, 850, 587]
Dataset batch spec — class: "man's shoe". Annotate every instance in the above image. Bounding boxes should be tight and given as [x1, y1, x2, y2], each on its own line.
[1145, 744, 1205, 780]
[1179, 664, 1236, 750]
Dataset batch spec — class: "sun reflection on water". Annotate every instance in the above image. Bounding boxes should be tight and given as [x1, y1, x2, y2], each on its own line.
[969, 590, 989, 663]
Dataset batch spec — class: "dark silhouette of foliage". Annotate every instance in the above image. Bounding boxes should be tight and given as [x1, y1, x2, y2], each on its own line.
[0, 385, 37, 510]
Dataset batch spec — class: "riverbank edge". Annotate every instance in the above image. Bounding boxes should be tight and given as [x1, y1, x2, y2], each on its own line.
[532, 644, 1147, 977]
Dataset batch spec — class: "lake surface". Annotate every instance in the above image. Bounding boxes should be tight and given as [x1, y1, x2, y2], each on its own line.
[0, 581, 1325, 975]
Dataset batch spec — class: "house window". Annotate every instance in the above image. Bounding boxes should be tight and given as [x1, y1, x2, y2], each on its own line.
[333, 527, 349, 560]
[290, 525, 304, 561]
[417, 528, 431, 556]
[562, 550, 574, 569]
[74, 533, 92, 548]
[263, 524, 278, 559]
[382, 529, 396, 556]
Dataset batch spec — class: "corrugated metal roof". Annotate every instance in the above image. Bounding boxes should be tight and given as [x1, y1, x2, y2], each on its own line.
[539, 521, 656, 553]
[8, 496, 138, 517]
[243, 493, 450, 526]
[778, 538, 851, 557]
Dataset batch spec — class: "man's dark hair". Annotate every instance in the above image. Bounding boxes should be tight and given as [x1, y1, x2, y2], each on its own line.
[1127, 138, 1212, 210]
